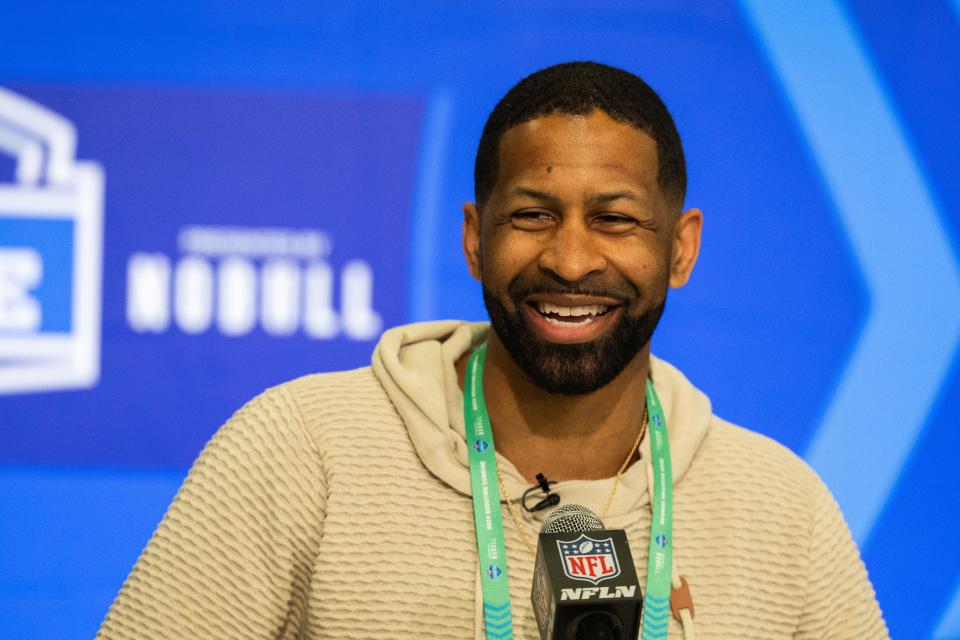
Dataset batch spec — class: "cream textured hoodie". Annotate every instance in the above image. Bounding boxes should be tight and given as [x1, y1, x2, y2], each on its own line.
[97, 321, 888, 639]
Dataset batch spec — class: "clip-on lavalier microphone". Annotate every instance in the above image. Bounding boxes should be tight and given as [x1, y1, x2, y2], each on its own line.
[522, 472, 560, 512]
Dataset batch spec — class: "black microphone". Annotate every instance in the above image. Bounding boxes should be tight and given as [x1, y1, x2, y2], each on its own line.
[531, 504, 642, 640]
[524, 473, 561, 512]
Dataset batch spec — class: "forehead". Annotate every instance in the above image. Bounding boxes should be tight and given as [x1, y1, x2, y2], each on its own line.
[495, 110, 660, 195]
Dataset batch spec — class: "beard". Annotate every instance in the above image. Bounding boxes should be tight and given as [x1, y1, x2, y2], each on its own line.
[482, 275, 666, 396]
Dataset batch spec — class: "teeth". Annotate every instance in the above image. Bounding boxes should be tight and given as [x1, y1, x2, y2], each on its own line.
[537, 302, 609, 317]
[545, 316, 594, 326]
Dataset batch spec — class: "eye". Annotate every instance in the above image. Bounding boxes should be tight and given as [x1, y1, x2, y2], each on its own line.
[511, 209, 555, 230]
[592, 213, 638, 233]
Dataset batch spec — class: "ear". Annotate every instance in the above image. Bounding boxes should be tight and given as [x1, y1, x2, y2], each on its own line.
[462, 201, 483, 282]
[669, 207, 703, 288]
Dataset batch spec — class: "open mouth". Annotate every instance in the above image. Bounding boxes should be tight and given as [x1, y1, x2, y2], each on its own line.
[530, 301, 612, 325]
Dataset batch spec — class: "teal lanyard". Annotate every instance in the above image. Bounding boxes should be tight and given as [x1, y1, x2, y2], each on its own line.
[641, 379, 673, 640]
[465, 342, 515, 639]
[464, 343, 674, 640]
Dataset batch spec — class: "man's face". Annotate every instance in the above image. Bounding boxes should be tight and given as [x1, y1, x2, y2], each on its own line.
[463, 110, 700, 395]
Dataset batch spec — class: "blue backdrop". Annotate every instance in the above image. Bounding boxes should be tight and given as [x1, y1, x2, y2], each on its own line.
[1, 2, 958, 638]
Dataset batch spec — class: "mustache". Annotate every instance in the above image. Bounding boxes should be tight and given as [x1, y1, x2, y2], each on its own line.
[507, 274, 639, 304]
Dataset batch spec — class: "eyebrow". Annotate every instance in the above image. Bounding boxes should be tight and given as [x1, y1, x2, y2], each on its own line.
[509, 187, 646, 207]
[585, 190, 646, 206]
[510, 187, 562, 206]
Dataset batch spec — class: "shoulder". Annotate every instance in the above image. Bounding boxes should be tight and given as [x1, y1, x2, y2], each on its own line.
[186, 376, 343, 489]
[684, 416, 829, 520]
[272, 366, 383, 411]
[261, 366, 407, 455]
[269, 366, 396, 429]
[706, 418, 819, 483]
[190, 368, 385, 481]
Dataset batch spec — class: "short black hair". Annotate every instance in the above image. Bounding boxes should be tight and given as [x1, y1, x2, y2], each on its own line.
[474, 61, 686, 210]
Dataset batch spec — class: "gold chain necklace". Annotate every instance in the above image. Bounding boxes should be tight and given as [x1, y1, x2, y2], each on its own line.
[496, 405, 649, 555]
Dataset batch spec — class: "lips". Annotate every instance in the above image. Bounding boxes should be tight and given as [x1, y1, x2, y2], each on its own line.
[523, 295, 622, 343]
[535, 301, 610, 320]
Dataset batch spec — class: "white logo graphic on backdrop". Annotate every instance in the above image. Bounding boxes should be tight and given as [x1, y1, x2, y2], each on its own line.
[0, 88, 104, 395]
[127, 225, 381, 340]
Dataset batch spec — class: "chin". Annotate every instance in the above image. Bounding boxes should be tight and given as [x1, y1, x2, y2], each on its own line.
[483, 286, 665, 395]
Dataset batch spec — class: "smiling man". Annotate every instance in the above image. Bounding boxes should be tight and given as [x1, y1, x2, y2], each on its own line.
[471, 110, 685, 397]
[98, 62, 888, 639]
[459, 101, 702, 486]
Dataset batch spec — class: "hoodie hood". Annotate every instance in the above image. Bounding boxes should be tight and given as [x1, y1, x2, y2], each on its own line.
[371, 320, 713, 523]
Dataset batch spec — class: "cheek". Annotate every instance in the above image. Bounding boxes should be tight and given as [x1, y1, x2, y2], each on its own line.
[605, 241, 670, 292]
[481, 234, 542, 283]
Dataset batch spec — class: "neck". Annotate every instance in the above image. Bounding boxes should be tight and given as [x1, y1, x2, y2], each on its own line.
[458, 333, 650, 484]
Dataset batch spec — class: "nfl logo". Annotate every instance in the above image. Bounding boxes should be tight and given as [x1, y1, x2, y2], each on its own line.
[556, 534, 621, 585]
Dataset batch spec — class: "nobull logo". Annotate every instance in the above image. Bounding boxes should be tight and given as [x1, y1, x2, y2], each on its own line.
[0, 88, 104, 395]
[126, 225, 382, 340]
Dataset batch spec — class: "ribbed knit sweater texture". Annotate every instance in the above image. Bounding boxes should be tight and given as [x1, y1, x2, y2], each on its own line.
[97, 321, 888, 639]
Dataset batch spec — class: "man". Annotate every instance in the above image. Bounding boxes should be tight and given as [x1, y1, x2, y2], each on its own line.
[98, 62, 888, 639]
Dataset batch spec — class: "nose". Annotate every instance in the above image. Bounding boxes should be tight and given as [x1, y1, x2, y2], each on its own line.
[537, 219, 607, 284]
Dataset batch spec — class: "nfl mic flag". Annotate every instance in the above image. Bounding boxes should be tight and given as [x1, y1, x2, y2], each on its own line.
[531, 506, 642, 640]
